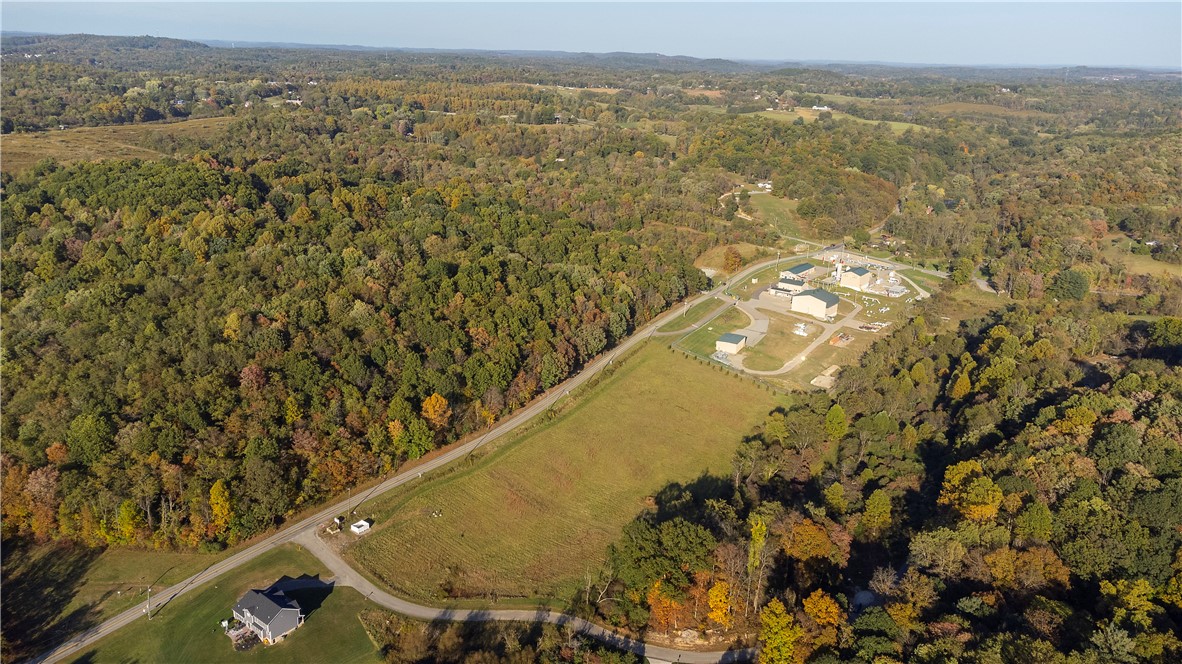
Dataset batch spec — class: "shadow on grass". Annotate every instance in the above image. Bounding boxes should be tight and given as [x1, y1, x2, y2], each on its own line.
[0, 538, 104, 662]
[273, 574, 335, 619]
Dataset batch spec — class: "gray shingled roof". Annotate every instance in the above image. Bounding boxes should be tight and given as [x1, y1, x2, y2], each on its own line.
[234, 589, 300, 626]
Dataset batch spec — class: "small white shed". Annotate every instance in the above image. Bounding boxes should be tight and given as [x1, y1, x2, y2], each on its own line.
[350, 519, 372, 535]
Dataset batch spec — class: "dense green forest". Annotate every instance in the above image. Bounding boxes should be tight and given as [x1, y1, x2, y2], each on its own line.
[2, 33, 1180, 663]
[588, 304, 1182, 662]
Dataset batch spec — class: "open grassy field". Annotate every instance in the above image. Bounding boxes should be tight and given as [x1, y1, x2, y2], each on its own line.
[747, 194, 813, 239]
[0, 116, 234, 173]
[740, 312, 820, 371]
[928, 102, 1052, 118]
[68, 545, 380, 664]
[1100, 235, 1181, 278]
[1, 541, 221, 661]
[898, 269, 945, 293]
[347, 342, 786, 605]
[658, 297, 723, 333]
[694, 241, 769, 274]
[753, 109, 925, 135]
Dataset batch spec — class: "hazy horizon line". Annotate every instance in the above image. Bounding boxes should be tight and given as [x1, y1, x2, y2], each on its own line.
[5, 28, 1180, 72]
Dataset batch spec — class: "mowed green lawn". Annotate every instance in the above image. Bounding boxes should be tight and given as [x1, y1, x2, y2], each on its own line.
[347, 342, 785, 605]
[69, 545, 380, 664]
[677, 307, 751, 357]
[740, 312, 820, 371]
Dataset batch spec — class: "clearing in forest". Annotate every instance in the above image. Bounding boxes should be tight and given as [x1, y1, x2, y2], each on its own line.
[57, 545, 380, 664]
[0, 116, 234, 174]
[347, 342, 786, 606]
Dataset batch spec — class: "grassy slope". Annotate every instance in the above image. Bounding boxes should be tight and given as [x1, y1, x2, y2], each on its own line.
[347, 342, 785, 605]
[747, 194, 811, 239]
[69, 545, 380, 664]
[1, 542, 220, 661]
[694, 242, 768, 273]
[0, 116, 234, 173]
[658, 297, 722, 333]
[1100, 235, 1181, 278]
[678, 307, 751, 356]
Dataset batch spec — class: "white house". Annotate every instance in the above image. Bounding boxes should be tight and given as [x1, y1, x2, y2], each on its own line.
[792, 289, 840, 320]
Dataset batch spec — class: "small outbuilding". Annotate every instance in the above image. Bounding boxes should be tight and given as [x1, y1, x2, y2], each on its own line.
[233, 588, 304, 645]
[715, 333, 748, 354]
[792, 289, 840, 320]
[839, 266, 873, 292]
[350, 519, 372, 535]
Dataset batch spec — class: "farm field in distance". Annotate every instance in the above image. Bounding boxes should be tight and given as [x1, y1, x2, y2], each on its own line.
[345, 341, 787, 605]
[0, 116, 233, 173]
[65, 545, 380, 664]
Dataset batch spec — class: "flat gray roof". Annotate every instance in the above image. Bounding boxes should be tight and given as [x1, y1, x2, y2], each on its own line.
[718, 333, 747, 343]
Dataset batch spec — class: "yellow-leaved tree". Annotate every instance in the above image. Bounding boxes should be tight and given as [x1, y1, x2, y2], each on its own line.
[707, 580, 733, 630]
[209, 479, 233, 538]
[938, 460, 1003, 522]
[758, 598, 803, 664]
[421, 393, 452, 430]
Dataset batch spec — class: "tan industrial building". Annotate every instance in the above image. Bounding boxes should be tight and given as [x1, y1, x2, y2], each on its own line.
[839, 266, 874, 291]
[792, 289, 840, 320]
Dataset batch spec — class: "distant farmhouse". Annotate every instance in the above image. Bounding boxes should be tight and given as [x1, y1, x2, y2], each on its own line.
[233, 587, 304, 645]
[839, 266, 873, 292]
[716, 333, 747, 354]
[792, 289, 839, 320]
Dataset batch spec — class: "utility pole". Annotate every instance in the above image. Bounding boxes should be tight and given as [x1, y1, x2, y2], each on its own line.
[146, 587, 152, 621]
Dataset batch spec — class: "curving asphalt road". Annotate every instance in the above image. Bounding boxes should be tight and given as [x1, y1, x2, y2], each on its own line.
[293, 531, 754, 664]
[34, 256, 788, 664]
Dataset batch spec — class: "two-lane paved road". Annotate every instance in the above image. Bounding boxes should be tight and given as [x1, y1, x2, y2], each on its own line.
[35, 256, 789, 664]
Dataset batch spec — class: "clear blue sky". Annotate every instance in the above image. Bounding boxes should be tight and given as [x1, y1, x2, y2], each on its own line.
[4, 2, 1180, 68]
